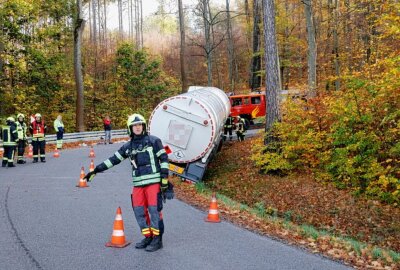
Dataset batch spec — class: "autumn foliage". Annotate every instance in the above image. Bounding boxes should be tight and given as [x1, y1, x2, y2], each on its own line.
[252, 55, 400, 204]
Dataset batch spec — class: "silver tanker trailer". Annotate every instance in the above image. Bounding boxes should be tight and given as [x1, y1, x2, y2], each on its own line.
[148, 86, 230, 182]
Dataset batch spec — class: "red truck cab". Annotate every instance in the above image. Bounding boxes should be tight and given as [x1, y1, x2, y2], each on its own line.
[229, 93, 266, 121]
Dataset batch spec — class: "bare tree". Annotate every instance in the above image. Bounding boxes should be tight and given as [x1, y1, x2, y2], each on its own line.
[303, 0, 317, 97]
[103, 0, 107, 49]
[226, 0, 235, 92]
[140, 0, 143, 48]
[190, 1, 227, 87]
[333, 0, 340, 90]
[118, 0, 123, 38]
[178, 0, 188, 93]
[203, 0, 213, 86]
[74, 0, 85, 131]
[92, 0, 97, 43]
[249, 0, 262, 91]
[263, 0, 281, 141]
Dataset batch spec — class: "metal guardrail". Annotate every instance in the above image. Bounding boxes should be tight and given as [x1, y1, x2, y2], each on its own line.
[0, 127, 263, 149]
[0, 129, 129, 148]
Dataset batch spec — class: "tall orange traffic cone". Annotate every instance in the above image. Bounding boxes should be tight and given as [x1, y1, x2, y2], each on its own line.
[53, 146, 60, 158]
[105, 207, 131, 248]
[205, 192, 221, 223]
[27, 144, 33, 158]
[89, 159, 95, 172]
[89, 147, 95, 158]
[76, 167, 89, 188]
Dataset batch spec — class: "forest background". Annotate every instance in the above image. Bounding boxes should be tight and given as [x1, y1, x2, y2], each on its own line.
[0, 0, 399, 206]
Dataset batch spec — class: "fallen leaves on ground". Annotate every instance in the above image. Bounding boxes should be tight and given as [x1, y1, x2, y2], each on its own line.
[172, 135, 400, 270]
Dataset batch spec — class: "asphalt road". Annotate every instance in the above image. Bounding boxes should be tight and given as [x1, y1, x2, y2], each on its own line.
[0, 142, 352, 270]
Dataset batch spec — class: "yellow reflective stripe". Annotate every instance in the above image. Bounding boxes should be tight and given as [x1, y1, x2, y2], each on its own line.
[142, 228, 150, 232]
[132, 173, 160, 181]
[156, 149, 166, 157]
[132, 178, 161, 187]
[115, 151, 124, 161]
[147, 147, 157, 173]
[104, 159, 113, 169]
[160, 162, 169, 169]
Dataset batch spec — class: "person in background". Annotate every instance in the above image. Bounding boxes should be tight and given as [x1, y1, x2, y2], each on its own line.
[1, 117, 17, 167]
[235, 116, 246, 142]
[103, 115, 112, 144]
[223, 114, 234, 141]
[54, 115, 64, 150]
[16, 114, 28, 164]
[29, 113, 47, 163]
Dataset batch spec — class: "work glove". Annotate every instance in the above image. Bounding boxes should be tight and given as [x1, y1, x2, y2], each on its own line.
[84, 168, 98, 182]
[165, 181, 174, 200]
[161, 178, 168, 193]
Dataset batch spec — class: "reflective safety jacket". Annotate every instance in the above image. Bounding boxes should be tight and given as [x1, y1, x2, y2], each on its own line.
[236, 118, 246, 133]
[96, 134, 169, 187]
[16, 121, 27, 140]
[224, 116, 234, 128]
[30, 120, 46, 139]
[1, 123, 17, 146]
[54, 119, 64, 133]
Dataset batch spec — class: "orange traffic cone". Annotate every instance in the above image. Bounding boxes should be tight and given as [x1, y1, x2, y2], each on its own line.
[205, 193, 221, 223]
[53, 146, 60, 158]
[27, 144, 33, 158]
[89, 147, 95, 158]
[105, 207, 131, 248]
[89, 159, 95, 172]
[76, 167, 89, 188]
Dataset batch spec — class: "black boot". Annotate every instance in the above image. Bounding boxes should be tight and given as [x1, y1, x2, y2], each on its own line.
[33, 159, 38, 163]
[40, 158, 46, 163]
[135, 237, 152, 249]
[8, 163, 16, 167]
[145, 236, 163, 252]
[2, 161, 7, 167]
[17, 160, 26, 164]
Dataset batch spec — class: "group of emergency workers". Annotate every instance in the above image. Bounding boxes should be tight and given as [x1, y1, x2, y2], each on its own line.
[2, 112, 172, 252]
[223, 115, 247, 142]
[1, 114, 64, 167]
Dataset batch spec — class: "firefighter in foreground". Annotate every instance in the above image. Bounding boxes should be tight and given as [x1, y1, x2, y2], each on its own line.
[1, 117, 17, 167]
[235, 116, 246, 141]
[83, 114, 173, 252]
[29, 113, 47, 163]
[16, 114, 28, 164]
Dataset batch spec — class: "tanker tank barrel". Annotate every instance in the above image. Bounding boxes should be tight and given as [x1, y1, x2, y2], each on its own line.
[148, 86, 230, 182]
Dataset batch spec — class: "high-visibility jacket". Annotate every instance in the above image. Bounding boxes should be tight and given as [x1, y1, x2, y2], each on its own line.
[236, 118, 246, 133]
[96, 134, 169, 187]
[54, 119, 64, 132]
[1, 124, 17, 146]
[30, 120, 46, 139]
[16, 121, 27, 140]
[224, 116, 234, 128]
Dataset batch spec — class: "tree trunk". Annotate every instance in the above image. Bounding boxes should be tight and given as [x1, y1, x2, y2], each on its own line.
[103, 0, 107, 50]
[140, 0, 143, 48]
[333, 0, 340, 90]
[249, 0, 262, 91]
[226, 0, 235, 92]
[304, 0, 317, 97]
[118, 0, 123, 38]
[92, 0, 97, 43]
[74, 0, 85, 132]
[178, 0, 188, 93]
[202, 0, 212, 86]
[263, 0, 281, 143]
